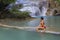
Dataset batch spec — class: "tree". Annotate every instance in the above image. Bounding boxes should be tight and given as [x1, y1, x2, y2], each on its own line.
[9, 5, 31, 18]
[0, 0, 31, 19]
[0, 0, 16, 18]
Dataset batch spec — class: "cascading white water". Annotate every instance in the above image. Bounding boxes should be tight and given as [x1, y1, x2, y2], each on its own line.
[16, 0, 48, 17]
[41, 7, 48, 16]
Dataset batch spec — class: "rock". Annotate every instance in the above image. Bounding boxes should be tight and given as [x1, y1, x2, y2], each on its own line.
[46, 0, 60, 16]
[54, 12, 60, 16]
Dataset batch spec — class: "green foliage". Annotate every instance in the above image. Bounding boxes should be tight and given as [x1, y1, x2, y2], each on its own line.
[55, 0, 60, 3]
[0, 0, 16, 18]
[0, 0, 16, 11]
[0, 0, 16, 4]
[9, 3, 30, 18]
[16, 11, 30, 18]
[18, 4, 23, 9]
[9, 7, 19, 13]
[0, 0, 31, 19]
[9, 3, 23, 14]
[9, 8, 30, 18]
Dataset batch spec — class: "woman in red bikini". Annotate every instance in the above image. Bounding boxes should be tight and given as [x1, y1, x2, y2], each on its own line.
[36, 17, 46, 32]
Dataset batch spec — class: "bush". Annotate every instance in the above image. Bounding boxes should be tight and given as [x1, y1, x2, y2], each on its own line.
[17, 11, 31, 18]
[56, 0, 60, 2]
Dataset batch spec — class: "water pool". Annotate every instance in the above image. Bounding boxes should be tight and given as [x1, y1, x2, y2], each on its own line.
[0, 27, 60, 40]
[0, 16, 60, 40]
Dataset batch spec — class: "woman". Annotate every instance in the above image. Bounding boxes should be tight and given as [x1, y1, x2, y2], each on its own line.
[36, 17, 46, 32]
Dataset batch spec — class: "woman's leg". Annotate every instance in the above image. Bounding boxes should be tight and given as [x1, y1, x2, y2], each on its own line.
[36, 27, 40, 32]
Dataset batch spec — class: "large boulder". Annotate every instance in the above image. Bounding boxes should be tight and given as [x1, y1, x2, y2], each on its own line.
[46, 0, 60, 16]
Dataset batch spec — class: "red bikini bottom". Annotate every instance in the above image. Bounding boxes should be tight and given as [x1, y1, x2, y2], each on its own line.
[38, 26, 46, 30]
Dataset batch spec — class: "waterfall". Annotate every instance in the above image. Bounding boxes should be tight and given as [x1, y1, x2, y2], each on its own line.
[16, 0, 48, 17]
[41, 7, 47, 16]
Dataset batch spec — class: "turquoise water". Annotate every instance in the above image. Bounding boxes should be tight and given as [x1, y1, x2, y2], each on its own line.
[0, 16, 60, 32]
[46, 16, 60, 32]
[0, 16, 60, 40]
[0, 27, 60, 40]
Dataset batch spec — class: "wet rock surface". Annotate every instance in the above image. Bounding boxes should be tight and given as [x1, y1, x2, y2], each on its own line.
[46, 0, 60, 16]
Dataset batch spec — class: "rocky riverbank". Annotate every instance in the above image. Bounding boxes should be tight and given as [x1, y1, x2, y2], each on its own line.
[46, 0, 60, 16]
